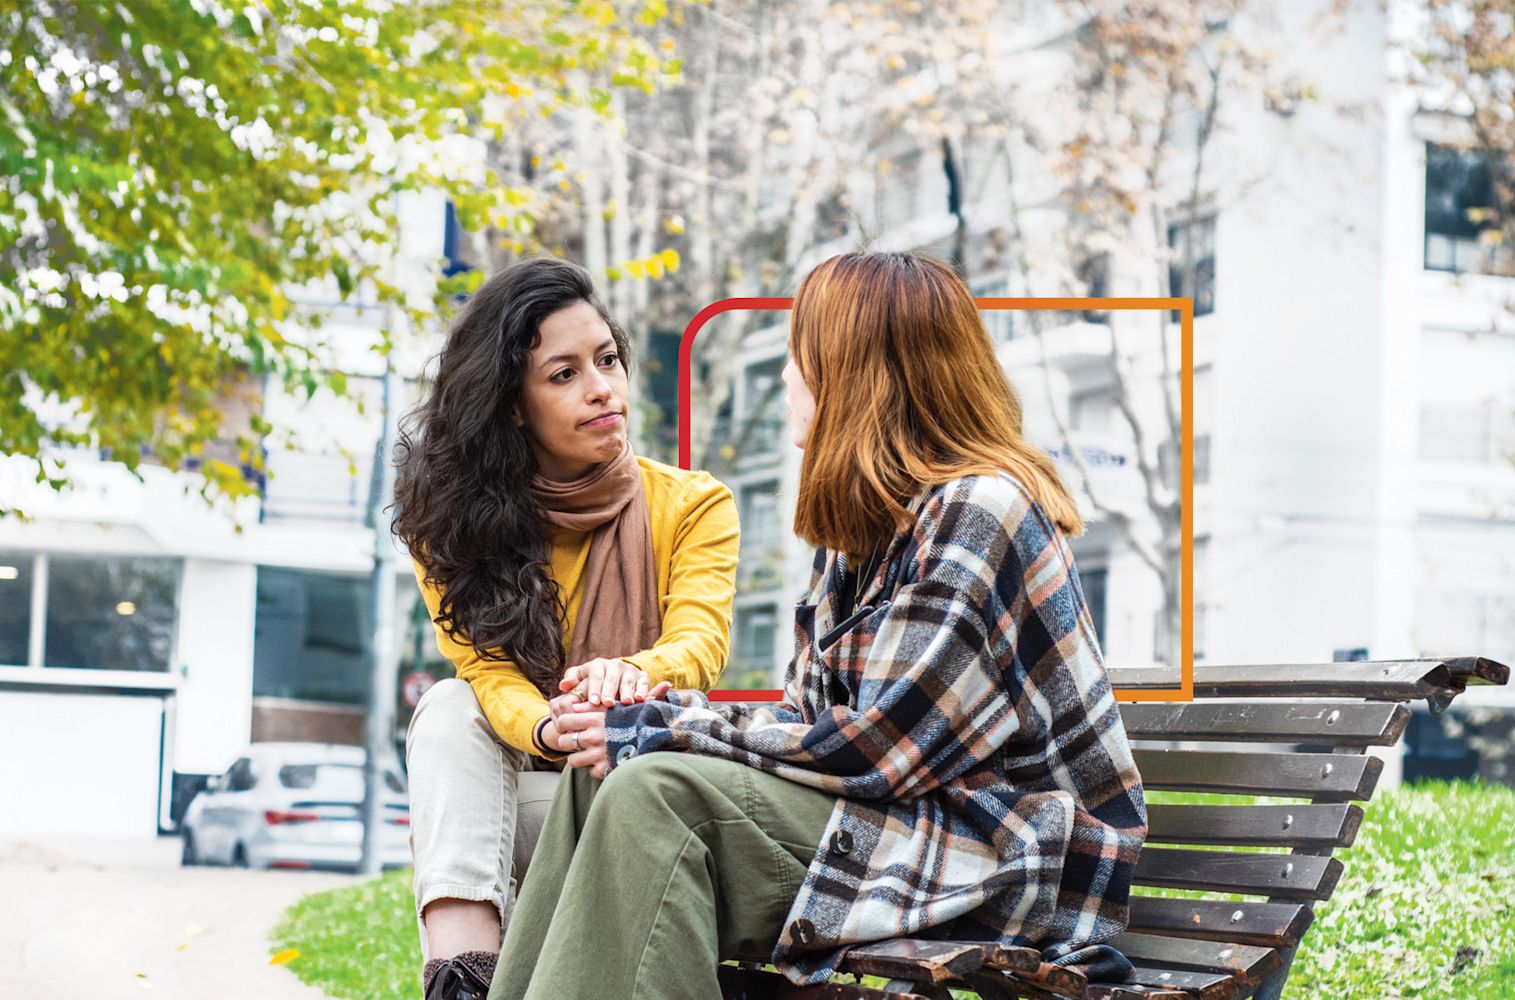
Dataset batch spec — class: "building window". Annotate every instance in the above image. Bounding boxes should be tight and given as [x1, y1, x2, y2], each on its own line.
[1168, 216, 1216, 319]
[1076, 254, 1111, 324]
[726, 603, 779, 689]
[1424, 144, 1509, 275]
[738, 481, 785, 592]
[1419, 401, 1512, 464]
[814, 189, 852, 244]
[1193, 535, 1210, 661]
[972, 275, 1015, 343]
[0, 552, 33, 666]
[1069, 388, 1111, 434]
[1418, 589, 1515, 665]
[1079, 566, 1108, 648]
[1158, 432, 1211, 488]
[442, 201, 478, 277]
[44, 555, 181, 671]
[735, 357, 786, 458]
[739, 481, 782, 554]
[875, 149, 923, 233]
[253, 568, 372, 705]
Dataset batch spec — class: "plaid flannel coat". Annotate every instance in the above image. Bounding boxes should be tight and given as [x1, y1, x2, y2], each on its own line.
[602, 473, 1148, 985]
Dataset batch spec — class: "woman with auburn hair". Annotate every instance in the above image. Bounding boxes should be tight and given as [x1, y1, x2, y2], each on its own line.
[391, 256, 739, 1000]
[488, 251, 1147, 1000]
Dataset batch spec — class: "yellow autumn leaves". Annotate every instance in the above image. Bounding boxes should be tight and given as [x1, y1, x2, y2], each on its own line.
[607, 247, 681, 282]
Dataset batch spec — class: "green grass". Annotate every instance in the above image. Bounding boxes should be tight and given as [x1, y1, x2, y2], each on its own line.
[270, 866, 420, 1000]
[271, 781, 1515, 1000]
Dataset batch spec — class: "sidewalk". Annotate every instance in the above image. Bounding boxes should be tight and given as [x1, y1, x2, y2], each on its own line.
[0, 835, 363, 999]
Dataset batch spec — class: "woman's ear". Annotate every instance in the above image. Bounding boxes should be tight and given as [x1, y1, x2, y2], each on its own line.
[512, 406, 526, 428]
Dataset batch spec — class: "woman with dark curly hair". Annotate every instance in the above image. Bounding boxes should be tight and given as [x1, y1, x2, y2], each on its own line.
[391, 256, 739, 1000]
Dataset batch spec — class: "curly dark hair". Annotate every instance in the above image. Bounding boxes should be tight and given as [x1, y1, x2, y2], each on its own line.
[392, 257, 633, 698]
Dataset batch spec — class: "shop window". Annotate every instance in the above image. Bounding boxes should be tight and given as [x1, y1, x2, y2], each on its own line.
[0, 552, 32, 666]
[253, 568, 371, 705]
[44, 555, 180, 671]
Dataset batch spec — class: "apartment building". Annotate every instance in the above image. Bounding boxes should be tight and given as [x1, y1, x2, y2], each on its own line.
[703, 0, 1515, 782]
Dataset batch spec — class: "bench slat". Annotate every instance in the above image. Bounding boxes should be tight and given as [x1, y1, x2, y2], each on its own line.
[1005, 961, 1088, 998]
[1125, 966, 1245, 1000]
[963, 968, 1087, 1000]
[1132, 749, 1382, 801]
[1109, 660, 1445, 700]
[1134, 847, 1343, 900]
[1086, 984, 1192, 1000]
[1127, 897, 1314, 948]
[718, 964, 933, 1000]
[1442, 655, 1510, 687]
[1119, 701, 1409, 746]
[839, 939, 989, 983]
[1147, 803, 1362, 848]
[1111, 932, 1279, 980]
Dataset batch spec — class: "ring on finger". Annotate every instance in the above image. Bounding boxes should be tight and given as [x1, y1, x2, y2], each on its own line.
[571, 732, 582, 752]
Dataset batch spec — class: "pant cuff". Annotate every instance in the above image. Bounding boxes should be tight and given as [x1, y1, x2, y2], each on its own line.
[414, 880, 508, 924]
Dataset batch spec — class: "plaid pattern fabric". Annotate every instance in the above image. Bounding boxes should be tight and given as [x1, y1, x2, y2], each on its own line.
[602, 474, 1148, 984]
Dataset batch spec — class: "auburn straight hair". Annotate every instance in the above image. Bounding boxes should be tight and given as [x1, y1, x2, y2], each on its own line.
[789, 251, 1084, 557]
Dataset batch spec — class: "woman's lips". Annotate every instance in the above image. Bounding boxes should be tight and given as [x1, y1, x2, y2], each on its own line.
[582, 412, 623, 429]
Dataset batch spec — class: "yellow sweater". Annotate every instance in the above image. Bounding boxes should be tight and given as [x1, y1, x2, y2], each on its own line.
[413, 456, 739, 757]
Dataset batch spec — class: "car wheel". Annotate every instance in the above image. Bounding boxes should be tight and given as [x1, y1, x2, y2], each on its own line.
[231, 843, 249, 868]
[180, 831, 198, 867]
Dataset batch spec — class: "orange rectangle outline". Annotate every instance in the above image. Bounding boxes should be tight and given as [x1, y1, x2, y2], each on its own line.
[679, 296, 1193, 703]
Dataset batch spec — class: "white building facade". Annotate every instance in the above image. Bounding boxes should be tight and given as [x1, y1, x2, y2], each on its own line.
[705, 0, 1515, 781]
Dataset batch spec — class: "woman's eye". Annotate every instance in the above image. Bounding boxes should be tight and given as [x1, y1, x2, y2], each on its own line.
[551, 368, 574, 383]
[599, 353, 619, 368]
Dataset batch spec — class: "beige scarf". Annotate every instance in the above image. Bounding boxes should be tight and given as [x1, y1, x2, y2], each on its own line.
[532, 440, 661, 672]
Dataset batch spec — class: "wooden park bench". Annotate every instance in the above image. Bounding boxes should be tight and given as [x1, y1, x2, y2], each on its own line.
[718, 655, 1510, 1000]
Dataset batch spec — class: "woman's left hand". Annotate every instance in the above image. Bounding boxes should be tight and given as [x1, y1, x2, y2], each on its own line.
[553, 707, 611, 779]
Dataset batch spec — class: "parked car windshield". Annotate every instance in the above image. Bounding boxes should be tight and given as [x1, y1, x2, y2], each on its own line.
[277, 763, 405, 795]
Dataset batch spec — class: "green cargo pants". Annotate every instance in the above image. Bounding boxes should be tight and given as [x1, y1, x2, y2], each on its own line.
[487, 751, 838, 1000]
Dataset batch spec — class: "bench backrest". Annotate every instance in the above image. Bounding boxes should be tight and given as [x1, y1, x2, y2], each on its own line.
[1093, 656, 1510, 1000]
[720, 657, 1510, 1000]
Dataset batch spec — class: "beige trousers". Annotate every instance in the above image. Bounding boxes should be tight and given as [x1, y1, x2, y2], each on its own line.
[405, 678, 561, 958]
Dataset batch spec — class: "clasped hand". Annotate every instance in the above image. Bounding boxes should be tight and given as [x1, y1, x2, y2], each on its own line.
[544, 658, 671, 779]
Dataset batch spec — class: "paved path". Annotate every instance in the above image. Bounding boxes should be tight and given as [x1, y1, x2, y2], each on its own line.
[0, 836, 365, 999]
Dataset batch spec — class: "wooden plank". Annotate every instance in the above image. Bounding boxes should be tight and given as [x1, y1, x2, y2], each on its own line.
[1109, 661, 1445, 700]
[839, 939, 988, 983]
[1001, 962, 1088, 998]
[1134, 847, 1344, 901]
[1111, 933, 1279, 983]
[1127, 897, 1314, 948]
[718, 964, 931, 1000]
[1125, 967, 1244, 1000]
[1118, 701, 1409, 746]
[974, 944, 1065, 975]
[1086, 984, 1191, 1000]
[1146, 803, 1362, 849]
[962, 969, 1084, 1000]
[1131, 749, 1382, 801]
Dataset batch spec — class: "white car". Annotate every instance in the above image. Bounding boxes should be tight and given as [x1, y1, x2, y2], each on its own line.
[181, 742, 411, 871]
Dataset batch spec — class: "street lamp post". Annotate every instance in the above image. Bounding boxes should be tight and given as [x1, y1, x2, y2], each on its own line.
[359, 360, 403, 876]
